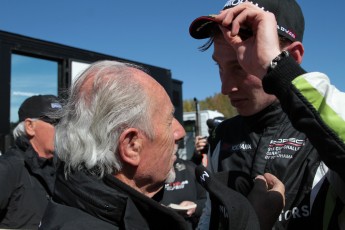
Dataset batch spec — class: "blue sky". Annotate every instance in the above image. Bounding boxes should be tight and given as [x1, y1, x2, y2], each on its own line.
[1, 0, 345, 103]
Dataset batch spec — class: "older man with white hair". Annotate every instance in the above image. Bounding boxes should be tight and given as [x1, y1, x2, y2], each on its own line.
[0, 94, 61, 229]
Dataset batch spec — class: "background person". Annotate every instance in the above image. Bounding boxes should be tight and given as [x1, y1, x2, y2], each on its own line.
[0, 95, 61, 229]
[160, 154, 207, 229]
[191, 117, 224, 166]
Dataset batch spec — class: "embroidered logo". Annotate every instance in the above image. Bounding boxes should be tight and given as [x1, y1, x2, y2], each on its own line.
[265, 138, 305, 160]
[231, 143, 252, 151]
[165, 180, 189, 191]
[51, 102, 62, 109]
[199, 170, 210, 183]
[223, 0, 246, 8]
[277, 25, 296, 40]
[221, 142, 252, 152]
[279, 205, 310, 221]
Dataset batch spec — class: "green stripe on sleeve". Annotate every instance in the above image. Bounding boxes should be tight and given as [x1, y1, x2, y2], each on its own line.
[292, 77, 345, 142]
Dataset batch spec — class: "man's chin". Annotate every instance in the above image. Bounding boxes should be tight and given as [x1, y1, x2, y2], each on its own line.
[165, 168, 176, 184]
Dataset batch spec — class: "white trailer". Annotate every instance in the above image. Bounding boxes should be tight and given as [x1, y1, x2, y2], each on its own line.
[179, 110, 224, 160]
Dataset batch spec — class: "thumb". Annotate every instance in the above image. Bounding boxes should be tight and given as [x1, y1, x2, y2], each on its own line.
[251, 174, 268, 193]
[263, 173, 285, 197]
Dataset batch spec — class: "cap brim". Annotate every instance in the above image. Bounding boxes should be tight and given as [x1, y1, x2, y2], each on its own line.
[189, 15, 218, 39]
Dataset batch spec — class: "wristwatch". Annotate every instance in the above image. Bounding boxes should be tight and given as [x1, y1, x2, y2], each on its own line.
[267, 50, 289, 73]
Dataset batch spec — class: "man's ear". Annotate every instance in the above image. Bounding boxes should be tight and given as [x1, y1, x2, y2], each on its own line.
[287, 41, 304, 64]
[118, 128, 142, 166]
[24, 119, 36, 137]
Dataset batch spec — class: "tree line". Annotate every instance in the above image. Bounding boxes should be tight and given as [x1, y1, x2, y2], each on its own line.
[183, 93, 238, 118]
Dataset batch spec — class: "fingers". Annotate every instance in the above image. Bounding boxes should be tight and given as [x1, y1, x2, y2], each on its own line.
[248, 173, 285, 230]
[261, 173, 286, 210]
[186, 207, 196, 216]
[179, 201, 194, 206]
[253, 173, 285, 201]
[215, 2, 264, 35]
[214, 2, 279, 47]
[213, 1, 281, 77]
[263, 173, 285, 195]
[250, 173, 285, 208]
[195, 136, 208, 151]
[179, 201, 196, 217]
[252, 174, 268, 193]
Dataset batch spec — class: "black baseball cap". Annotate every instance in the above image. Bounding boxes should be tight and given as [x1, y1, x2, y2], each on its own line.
[189, 0, 305, 42]
[18, 95, 62, 122]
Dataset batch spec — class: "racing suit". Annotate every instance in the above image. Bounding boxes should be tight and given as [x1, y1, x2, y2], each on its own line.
[201, 55, 344, 229]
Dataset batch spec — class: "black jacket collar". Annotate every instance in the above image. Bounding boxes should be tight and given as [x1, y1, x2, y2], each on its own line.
[243, 102, 288, 132]
[53, 165, 190, 229]
[12, 136, 55, 193]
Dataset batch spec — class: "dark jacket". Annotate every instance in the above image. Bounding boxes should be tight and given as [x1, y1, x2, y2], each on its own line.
[209, 102, 321, 229]
[39, 165, 191, 230]
[0, 136, 55, 229]
[160, 157, 207, 229]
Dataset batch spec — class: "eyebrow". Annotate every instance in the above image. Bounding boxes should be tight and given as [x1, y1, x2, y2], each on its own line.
[167, 107, 175, 121]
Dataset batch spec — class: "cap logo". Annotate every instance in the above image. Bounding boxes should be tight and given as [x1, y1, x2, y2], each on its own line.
[224, 0, 246, 8]
[277, 25, 296, 40]
[196, 20, 215, 32]
[51, 102, 62, 109]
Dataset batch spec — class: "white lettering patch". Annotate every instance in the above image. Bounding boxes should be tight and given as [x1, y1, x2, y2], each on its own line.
[265, 138, 305, 160]
[165, 180, 189, 191]
[223, 0, 246, 8]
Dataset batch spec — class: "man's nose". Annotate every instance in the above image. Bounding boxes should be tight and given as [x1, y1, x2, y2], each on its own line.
[221, 75, 238, 95]
[173, 119, 186, 141]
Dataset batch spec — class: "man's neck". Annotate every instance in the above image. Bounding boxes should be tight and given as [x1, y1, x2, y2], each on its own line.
[114, 173, 163, 198]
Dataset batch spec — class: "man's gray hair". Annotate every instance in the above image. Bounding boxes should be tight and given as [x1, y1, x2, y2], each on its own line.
[12, 121, 26, 140]
[12, 119, 39, 140]
[55, 60, 155, 177]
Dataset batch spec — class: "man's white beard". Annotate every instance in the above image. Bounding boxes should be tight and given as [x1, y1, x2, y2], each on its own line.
[165, 168, 176, 184]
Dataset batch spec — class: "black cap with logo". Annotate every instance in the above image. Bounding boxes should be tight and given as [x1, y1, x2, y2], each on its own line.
[18, 95, 62, 122]
[189, 0, 305, 42]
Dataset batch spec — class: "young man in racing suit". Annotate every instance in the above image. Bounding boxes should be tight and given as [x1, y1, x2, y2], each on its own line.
[189, 0, 344, 229]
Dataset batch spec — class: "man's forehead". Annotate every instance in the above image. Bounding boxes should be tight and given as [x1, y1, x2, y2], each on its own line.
[213, 40, 238, 61]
